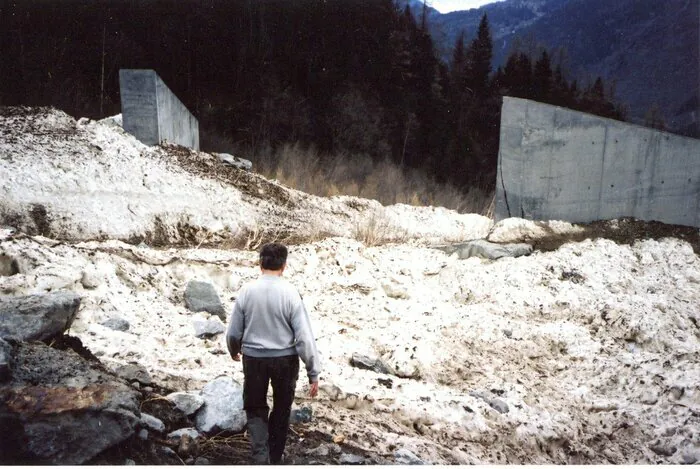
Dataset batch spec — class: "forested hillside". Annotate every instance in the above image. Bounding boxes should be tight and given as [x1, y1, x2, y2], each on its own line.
[0, 0, 624, 197]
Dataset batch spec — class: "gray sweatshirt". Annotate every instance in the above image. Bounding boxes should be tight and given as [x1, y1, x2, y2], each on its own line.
[226, 274, 321, 383]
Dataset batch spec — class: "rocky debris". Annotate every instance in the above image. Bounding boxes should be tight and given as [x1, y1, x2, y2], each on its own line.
[184, 281, 227, 321]
[214, 152, 253, 171]
[1, 341, 140, 464]
[167, 427, 202, 443]
[339, 453, 367, 464]
[640, 391, 659, 405]
[350, 353, 396, 376]
[101, 317, 130, 332]
[290, 406, 313, 424]
[668, 386, 684, 401]
[306, 443, 342, 458]
[489, 398, 509, 414]
[113, 363, 153, 386]
[194, 376, 246, 434]
[140, 413, 165, 433]
[192, 316, 225, 338]
[166, 392, 205, 416]
[681, 447, 700, 464]
[0, 337, 12, 382]
[435, 239, 533, 260]
[0, 291, 80, 341]
[395, 448, 425, 465]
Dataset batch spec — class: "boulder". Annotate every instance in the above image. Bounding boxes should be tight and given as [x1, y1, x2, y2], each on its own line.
[0, 341, 140, 464]
[167, 427, 202, 443]
[194, 376, 246, 434]
[339, 453, 366, 464]
[395, 448, 425, 465]
[192, 317, 225, 338]
[214, 153, 253, 171]
[435, 239, 532, 260]
[350, 353, 396, 376]
[0, 291, 81, 341]
[166, 392, 205, 416]
[184, 281, 227, 321]
[140, 413, 165, 433]
[489, 398, 509, 414]
[113, 363, 153, 386]
[101, 317, 130, 332]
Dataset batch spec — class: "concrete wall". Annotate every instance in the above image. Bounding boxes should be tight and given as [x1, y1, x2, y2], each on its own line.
[495, 97, 700, 227]
[119, 69, 199, 150]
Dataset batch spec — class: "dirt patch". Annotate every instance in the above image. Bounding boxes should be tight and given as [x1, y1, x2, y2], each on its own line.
[161, 144, 297, 208]
[533, 218, 700, 255]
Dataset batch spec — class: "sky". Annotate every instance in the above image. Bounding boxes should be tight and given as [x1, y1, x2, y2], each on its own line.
[428, 0, 504, 13]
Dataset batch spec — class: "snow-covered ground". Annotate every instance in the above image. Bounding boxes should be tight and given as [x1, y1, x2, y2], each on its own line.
[1, 108, 699, 464]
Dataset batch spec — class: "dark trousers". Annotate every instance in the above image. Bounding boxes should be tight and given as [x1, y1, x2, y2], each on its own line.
[242, 355, 299, 464]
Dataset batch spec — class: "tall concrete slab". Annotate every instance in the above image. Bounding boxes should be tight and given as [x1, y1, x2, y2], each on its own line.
[496, 97, 700, 227]
[119, 69, 199, 150]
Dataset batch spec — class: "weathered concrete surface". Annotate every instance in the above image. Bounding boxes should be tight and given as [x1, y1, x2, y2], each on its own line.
[496, 97, 700, 227]
[119, 69, 199, 150]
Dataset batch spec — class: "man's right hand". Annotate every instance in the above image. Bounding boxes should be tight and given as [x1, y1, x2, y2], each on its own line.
[232, 353, 241, 361]
[309, 381, 318, 398]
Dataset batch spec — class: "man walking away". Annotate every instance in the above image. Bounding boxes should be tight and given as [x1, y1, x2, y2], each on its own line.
[226, 243, 321, 464]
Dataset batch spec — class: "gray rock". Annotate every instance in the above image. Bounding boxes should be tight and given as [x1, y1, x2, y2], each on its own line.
[140, 412, 165, 433]
[0, 291, 81, 341]
[184, 281, 227, 320]
[290, 406, 313, 424]
[168, 427, 202, 443]
[80, 269, 101, 289]
[395, 448, 425, 465]
[307, 445, 330, 457]
[339, 453, 366, 465]
[114, 363, 153, 385]
[681, 448, 699, 464]
[166, 392, 206, 416]
[4, 341, 140, 464]
[125, 459, 136, 465]
[192, 317, 225, 339]
[0, 337, 13, 382]
[489, 398, 509, 414]
[195, 457, 211, 465]
[194, 376, 246, 434]
[649, 441, 676, 457]
[350, 353, 396, 375]
[435, 239, 533, 260]
[138, 429, 149, 440]
[101, 317, 130, 332]
[214, 152, 253, 171]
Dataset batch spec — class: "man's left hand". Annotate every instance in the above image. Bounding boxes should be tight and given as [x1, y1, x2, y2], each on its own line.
[232, 353, 241, 361]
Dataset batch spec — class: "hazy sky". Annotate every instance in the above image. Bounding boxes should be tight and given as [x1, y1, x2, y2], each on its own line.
[429, 0, 504, 13]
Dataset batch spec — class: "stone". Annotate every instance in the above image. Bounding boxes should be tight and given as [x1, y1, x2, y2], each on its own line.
[192, 317, 225, 339]
[435, 239, 533, 261]
[681, 447, 699, 464]
[80, 269, 101, 289]
[339, 453, 366, 465]
[138, 429, 149, 440]
[649, 441, 676, 457]
[382, 282, 410, 300]
[101, 317, 130, 332]
[0, 291, 81, 341]
[489, 398, 509, 414]
[168, 427, 202, 443]
[669, 386, 684, 401]
[194, 376, 246, 434]
[290, 406, 313, 424]
[640, 391, 659, 405]
[214, 152, 253, 171]
[114, 363, 153, 385]
[125, 459, 136, 465]
[184, 281, 227, 321]
[307, 445, 330, 457]
[0, 337, 13, 382]
[395, 448, 425, 465]
[350, 353, 396, 375]
[166, 392, 206, 416]
[195, 457, 210, 465]
[140, 412, 165, 433]
[3, 341, 140, 464]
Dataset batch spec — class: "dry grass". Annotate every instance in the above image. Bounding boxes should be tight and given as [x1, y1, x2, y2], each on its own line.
[352, 210, 409, 247]
[249, 143, 493, 215]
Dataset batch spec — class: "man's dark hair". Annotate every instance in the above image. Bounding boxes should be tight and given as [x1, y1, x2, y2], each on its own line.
[260, 243, 288, 270]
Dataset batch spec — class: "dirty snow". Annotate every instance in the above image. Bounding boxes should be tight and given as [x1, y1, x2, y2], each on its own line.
[1, 108, 699, 464]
